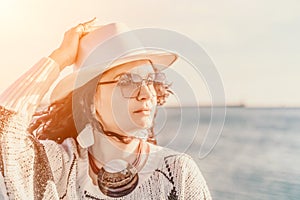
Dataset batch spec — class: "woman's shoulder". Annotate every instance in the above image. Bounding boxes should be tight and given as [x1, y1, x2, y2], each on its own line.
[146, 143, 199, 173]
[40, 137, 80, 165]
[146, 144, 211, 199]
[149, 143, 195, 163]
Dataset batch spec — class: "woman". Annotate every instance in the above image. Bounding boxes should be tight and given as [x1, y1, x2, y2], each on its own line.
[0, 18, 211, 199]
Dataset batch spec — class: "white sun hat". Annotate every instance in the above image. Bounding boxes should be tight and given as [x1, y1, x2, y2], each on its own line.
[50, 23, 178, 103]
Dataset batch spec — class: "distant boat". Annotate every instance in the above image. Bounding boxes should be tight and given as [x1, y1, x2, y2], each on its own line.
[226, 103, 246, 108]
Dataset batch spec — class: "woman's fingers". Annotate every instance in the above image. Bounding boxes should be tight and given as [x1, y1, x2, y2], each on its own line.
[75, 17, 97, 37]
[83, 17, 97, 27]
[50, 18, 100, 69]
[82, 25, 102, 37]
[88, 25, 103, 31]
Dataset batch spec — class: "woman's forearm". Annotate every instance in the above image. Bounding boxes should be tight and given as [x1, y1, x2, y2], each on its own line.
[0, 18, 97, 123]
[0, 57, 60, 121]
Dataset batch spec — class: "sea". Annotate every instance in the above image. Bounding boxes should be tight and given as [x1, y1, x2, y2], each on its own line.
[155, 107, 300, 200]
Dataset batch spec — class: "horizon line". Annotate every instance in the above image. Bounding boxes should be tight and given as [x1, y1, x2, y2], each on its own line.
[163, 104, 300, 109]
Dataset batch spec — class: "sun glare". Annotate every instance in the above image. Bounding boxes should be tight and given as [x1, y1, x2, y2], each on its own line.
[0, 0, 19, 17]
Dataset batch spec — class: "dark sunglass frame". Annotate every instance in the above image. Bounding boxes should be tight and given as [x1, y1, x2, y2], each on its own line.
[97, 72, 172, 102]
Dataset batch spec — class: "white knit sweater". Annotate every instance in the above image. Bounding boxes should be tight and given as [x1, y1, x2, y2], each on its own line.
[0, 58, 211, 199]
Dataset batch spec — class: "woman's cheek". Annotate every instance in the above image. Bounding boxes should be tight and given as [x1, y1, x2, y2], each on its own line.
[149, 98, 157, 121]
[111, 88, 137, 133]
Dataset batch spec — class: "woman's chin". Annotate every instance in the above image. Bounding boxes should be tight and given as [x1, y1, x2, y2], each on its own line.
[133, 116, 152, 129]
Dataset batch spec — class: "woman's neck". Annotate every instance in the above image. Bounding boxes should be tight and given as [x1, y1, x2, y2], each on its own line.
[89, 131, 141, 166]
[87, 128, 151, 186]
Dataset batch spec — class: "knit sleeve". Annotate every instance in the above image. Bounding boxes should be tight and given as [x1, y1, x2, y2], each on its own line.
[157, 152, 212, 199]
[40, 138, 79, 198]
[0, 58, 61, 199]
[0, 106, 58, 199]
[179, 154, 212, 200]
[0, 57, 60, 123]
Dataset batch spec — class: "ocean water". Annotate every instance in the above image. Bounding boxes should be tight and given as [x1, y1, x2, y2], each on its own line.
[155, 107, 300, 200]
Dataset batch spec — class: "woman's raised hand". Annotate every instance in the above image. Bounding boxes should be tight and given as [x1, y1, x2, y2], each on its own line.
[49, 17, 99, 71]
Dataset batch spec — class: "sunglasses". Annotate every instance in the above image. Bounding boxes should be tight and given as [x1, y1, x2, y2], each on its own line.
[98, 72, 171, 99]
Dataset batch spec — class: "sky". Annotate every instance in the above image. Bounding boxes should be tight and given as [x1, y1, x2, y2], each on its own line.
[0, 0, 299, 107]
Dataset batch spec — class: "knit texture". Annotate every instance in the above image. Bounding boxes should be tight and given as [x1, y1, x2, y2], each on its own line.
[0, 106, 58, 200]
[0, 105, 211, 199]
[43, 137, 211, 200]
[0, 57, 211, 199]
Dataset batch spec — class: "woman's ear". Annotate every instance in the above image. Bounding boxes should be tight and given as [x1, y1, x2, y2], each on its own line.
[77, 124, 94, 148]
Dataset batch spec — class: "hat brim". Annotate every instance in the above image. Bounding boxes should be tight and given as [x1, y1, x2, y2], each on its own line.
[50, 52, 177, 103]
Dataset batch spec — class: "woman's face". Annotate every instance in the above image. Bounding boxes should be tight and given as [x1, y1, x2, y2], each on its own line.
[94, 60, 157, 136]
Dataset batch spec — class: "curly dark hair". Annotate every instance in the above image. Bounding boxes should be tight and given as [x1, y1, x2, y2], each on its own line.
[28, 75, 172, 144]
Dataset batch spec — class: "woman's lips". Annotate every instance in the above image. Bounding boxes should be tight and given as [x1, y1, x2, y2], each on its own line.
[133, 108, 151, 115]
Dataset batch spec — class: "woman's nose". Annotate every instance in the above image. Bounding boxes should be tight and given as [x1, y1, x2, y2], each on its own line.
[136, 83, 153, 101]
